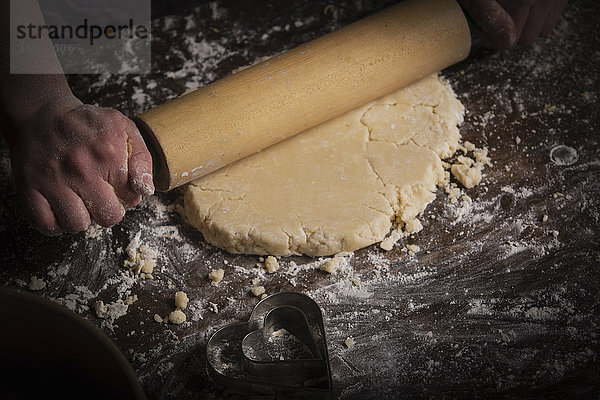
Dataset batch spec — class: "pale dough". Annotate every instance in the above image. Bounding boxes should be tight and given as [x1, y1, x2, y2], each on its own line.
[174, 291, 189, 309]
[184, 74, 464, 256]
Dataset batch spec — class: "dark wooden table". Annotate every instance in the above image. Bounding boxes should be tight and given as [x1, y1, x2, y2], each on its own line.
[1, 0, 598, 399]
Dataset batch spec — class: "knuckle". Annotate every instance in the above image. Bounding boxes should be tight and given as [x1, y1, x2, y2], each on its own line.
[95, 140, 126, 163]
[109, 141, 126, 161]
[63, 150, 91, 180]
[103, 141, 118, 158]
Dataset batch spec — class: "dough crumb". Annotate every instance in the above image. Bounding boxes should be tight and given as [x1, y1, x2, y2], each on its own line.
[264, 256, 280, 273]
[28, 275, 46, 291]
[451, 161, 482, 189]
[463, 141, 476, 152]
[445, 182, 463, 204]
[272, 328, 287, 337]
[320, 257, 344, 274]
[344, 337, 355, 349]
[208, 268, 225, 286]
[404, 219, 423, 234]
[169, 309, 186, 324]
[94, 301, 107, 318]
[403, 244, 420, 256]
[124, 234, 158, 276]
[175, 291, 189, 309]
[251, 286, 266, 297]
[380, 228, 403, 251]
[94, 300, 128, 321]
[473, 147, 491, 166]
[542, 214, 549, 223]
[14, 278, 27, 288]
[84, 222, 106, 239]
[451, 143, 491, 189]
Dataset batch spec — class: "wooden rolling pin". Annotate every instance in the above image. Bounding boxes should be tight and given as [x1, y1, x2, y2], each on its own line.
[135, 0, 471, 191]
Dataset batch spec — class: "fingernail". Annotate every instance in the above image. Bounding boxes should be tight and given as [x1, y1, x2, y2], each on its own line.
[142, 173, 155, 195]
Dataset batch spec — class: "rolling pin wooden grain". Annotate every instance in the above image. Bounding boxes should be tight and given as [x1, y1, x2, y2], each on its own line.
[135, 0, 471, 191]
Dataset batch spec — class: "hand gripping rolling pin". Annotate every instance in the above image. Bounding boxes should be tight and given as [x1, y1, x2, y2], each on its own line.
[134, 0, 471, 191]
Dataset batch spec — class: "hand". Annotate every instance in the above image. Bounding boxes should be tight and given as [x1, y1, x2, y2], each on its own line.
[458, 0, 568, 48]
[6, 94, 154, 235]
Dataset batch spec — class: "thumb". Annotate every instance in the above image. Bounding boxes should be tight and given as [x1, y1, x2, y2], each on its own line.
[125, 119, 155, 196]
[497, 0, 536, 44]
[459, 0, 518, 48]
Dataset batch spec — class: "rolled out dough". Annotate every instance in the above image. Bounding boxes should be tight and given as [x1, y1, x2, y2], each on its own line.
[184, 74, 464, 256]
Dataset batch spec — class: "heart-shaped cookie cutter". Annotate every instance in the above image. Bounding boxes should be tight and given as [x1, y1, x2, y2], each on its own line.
[206, 292, 336, 398]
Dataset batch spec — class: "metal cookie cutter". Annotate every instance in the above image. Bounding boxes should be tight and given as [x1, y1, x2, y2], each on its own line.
[206, 292, 336, 398]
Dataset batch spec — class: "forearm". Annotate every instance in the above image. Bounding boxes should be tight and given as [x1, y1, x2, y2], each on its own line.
[0, 75, 76, 127]
[0, 0, 77, 144]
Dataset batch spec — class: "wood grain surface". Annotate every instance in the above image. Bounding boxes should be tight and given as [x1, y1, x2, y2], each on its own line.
[0, 0, 598, 399]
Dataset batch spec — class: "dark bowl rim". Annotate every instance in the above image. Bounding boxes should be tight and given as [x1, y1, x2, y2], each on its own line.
[0, 286, 147, 400]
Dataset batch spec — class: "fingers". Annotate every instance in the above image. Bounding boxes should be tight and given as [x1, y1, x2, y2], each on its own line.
[12, 102, 152, 235]
[25, 175, 127, 234]
[123, 117, 155, 196]
[459, 0, 517, 48]
[108, 167, 142, 210]
[19, 187, 62, 236]
[498, 0, 567, 46]
[497, 0, 535, 42]
[541, 0, 568, 37]
[77, 178, 126, 228]
[43, 186, 91, 233]
[518, 1, 549, 46]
